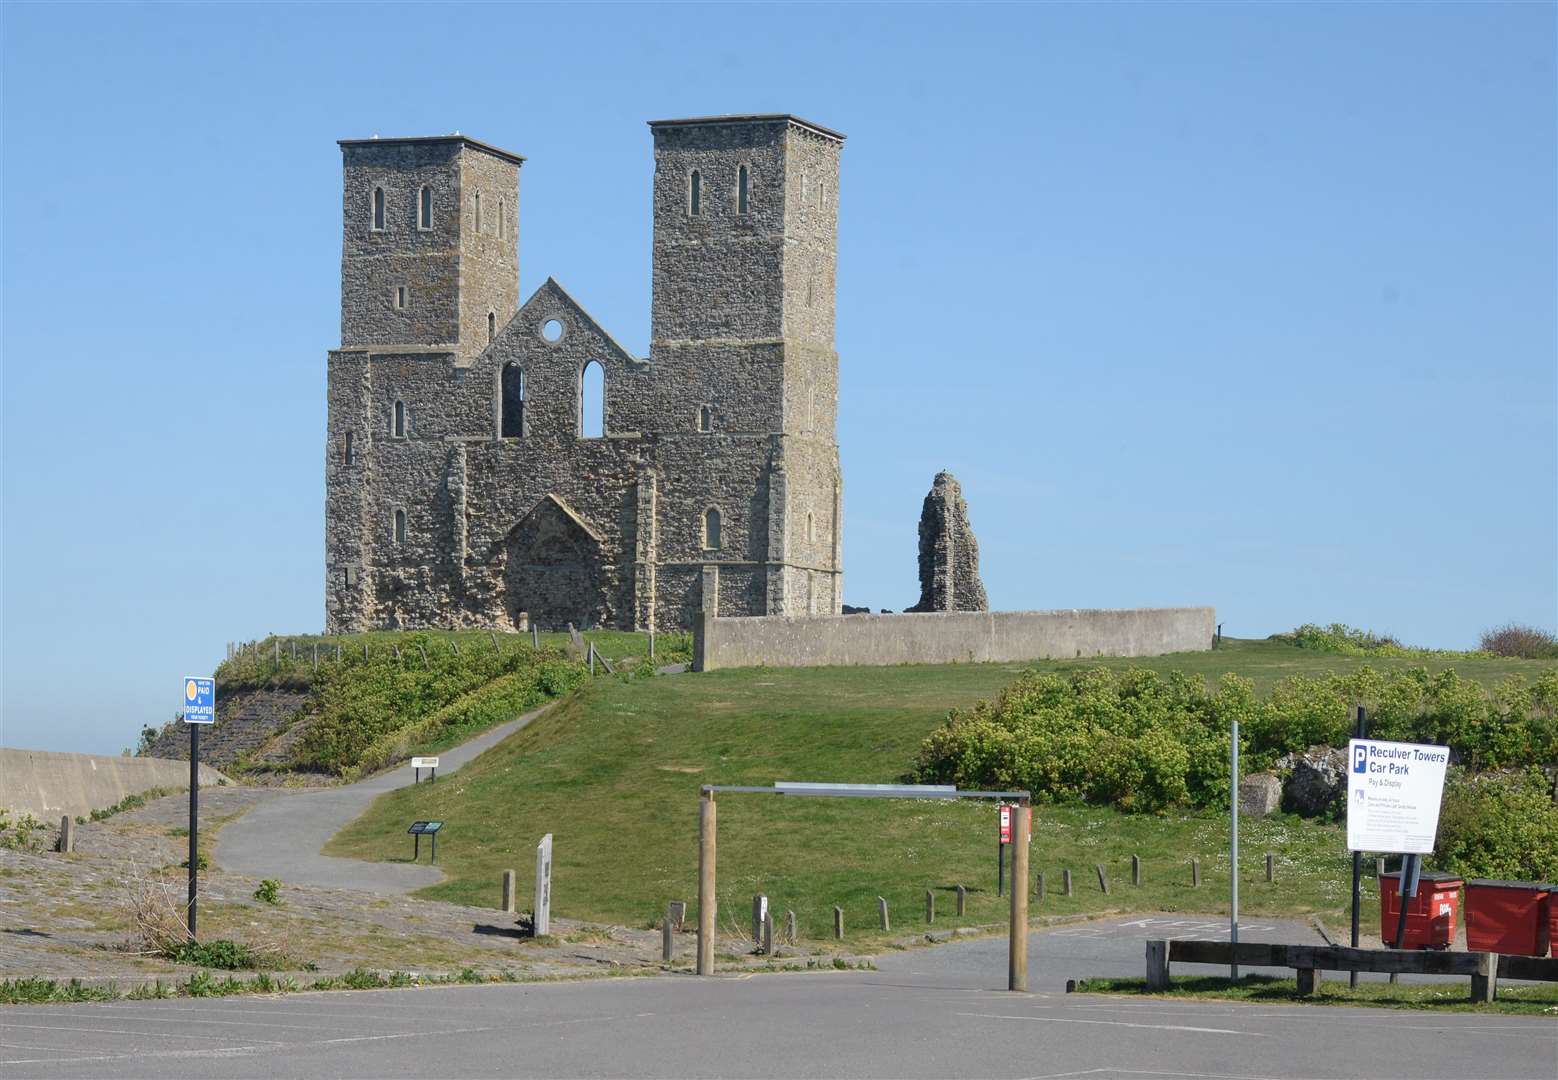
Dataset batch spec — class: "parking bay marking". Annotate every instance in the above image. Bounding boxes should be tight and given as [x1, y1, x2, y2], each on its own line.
[954, 1011, 1265, 1036]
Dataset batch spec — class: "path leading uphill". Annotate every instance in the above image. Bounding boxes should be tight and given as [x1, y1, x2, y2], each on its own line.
[215, 703, 555, 893]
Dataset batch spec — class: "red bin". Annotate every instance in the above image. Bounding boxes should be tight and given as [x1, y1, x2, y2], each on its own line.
[1380, 871, 1461, 949]
[1547, 887, 1557, 958]
[1464, 879, 1552, 957]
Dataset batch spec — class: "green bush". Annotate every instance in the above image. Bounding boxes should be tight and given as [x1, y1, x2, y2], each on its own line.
[913, 666, 1558, 813]
[253, 879, 281, 904]
[1268, 623, 1488, 660]
[172, 939, 258, 970]
[1433, 768, 1558, 882]
[1479, 623, 1558, 660]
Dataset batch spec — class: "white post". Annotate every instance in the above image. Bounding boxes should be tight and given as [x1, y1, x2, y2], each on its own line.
[534, 833, 553, 937]
[1230, 718, 1240, 980]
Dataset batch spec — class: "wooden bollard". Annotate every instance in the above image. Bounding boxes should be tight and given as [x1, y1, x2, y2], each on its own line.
[501, 869, 516, 913]
[1191, 859, 1201, 886]
[956, 884, 967, 916]
[1037, 872, 1045, 901]
[785, 910, 796, 945]
[833, 905, 844, 940]
[925, 890, 934, 924]
[57, 816, 74, 854]
[1145, 939, 1169, 991]
[668, 900, 686, 931]
[761, 912, 774, 956]
[662, 916, 674, 962]
[1265, 853, 1274, 883]
[1131, 854, 1141, 887]
[1063, 869, 1073, 897]
[1096, 865, 1110, 895]
[752, 894, 768, 946]
[878, 896, 890, 931]
[532, 625, 539, 648]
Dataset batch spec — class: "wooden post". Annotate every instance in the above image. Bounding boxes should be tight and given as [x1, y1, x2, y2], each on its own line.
[291, 640, 298, 660]
[1037, 872, 1045, 901]
[878, 896, 890, 931]
[450, 639, 460, 656]
[1131, 854, 1141, 886]
[1009, 796, 1030, 992]
[697, 789, 715, 975]
[833, 905, 844, 940]
[363, 642, 369, 661]
[1191, 859, 1201, 887]
[761, 911, 774, 956]
[501, 869, 516, 913]
[489, 630, 500, 652]
[1096, 864, 1110, 895]
[335, 643, 341, 662]
[662, 916, 673, 963]
[274, 640, 280, 664]
[752, 894, 767, 946]
[589, 643, 596, 676]
[1265, 853, 1274, 883]
[58, 816, 74, 854]
[1063, 869, 1073, 897]
[956, 884, 967, 916]
[1470, 952, 1498, 1003]
[649, 631, 656, 661]
[417, 643, 429, 669]
[1296, 966, 1318, 996]
[532, 625, 539, 649]
[668, 900, 686, 931]
[312, 643, 318, 671]
[925, 890, 935, 924]
[1145, 939, 1169, 991]
[785, 910, 796, 945]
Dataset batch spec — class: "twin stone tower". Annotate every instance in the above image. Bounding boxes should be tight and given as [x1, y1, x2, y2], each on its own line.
[325, 115, 848, 633]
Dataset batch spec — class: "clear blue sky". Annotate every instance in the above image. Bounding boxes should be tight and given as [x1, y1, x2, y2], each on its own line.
[3, 3, 1554, 754]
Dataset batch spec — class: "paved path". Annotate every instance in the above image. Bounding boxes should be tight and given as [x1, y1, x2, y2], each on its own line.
[6, 923, 1554, 1080]
[214, 704, 555, 893]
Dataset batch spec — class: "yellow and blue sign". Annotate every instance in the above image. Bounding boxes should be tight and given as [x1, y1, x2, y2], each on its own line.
[182, 676, 216, 725]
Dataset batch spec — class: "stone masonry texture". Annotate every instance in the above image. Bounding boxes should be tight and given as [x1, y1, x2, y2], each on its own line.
[324, 118, 846, 632]
[907, 471, 988, 613]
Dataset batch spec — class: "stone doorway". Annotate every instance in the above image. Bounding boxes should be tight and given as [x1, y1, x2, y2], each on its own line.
[501, 495, 609, 631]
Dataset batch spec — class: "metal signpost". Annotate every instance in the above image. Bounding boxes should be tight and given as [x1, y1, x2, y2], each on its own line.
[181, 676, 215, 937]
[1230, 719, 1240, 979]
[1346, 737, 1449, 955]
[1349, 706, 1367, 986]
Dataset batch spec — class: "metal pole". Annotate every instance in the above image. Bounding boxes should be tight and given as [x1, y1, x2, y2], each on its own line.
[697, 789, 716, 975]
[998, 833, 1005, 897]
[1009, 799, 1030, 991]
[1392, 854, 1416, 951]
[1230, 718, 1239, 980]
[1350, 705, 1366, 987]
[187, 722, 199, 939]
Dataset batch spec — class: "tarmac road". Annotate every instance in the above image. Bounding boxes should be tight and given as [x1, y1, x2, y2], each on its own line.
[5, 918, 1552, 1080]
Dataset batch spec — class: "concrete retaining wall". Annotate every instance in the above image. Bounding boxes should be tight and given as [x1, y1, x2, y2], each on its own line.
[0, 748, 230, 821]
[693, 607, 1216, 671]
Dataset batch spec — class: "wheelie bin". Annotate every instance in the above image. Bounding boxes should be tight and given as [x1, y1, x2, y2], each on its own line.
[1380, 871, 1461, 949]
[1464, 879, 1551, 956]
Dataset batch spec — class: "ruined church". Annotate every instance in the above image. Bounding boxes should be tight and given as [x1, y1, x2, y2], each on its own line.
[325, 115, 845, 633]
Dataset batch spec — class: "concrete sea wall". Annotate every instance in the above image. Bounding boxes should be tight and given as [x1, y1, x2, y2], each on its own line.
[693, 607, 1216, 671]
[0, 748, 230, 821]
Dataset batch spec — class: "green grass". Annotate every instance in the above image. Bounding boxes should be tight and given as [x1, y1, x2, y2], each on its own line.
[1075, 974, 1558, 1016]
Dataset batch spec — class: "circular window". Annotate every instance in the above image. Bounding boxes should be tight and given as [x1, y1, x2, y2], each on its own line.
[540, 318, 564, 343]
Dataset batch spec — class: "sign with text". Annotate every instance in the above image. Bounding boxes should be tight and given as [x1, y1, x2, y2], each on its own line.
[182, 677, 215, 725]
[1346, 738, 1450, 854]
[410, 757, 439, 769]
[999, 805, 1012, 844]
[534, 833, 553, 937]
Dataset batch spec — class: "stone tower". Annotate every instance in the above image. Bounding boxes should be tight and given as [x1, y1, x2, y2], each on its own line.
[907, 471, 988, 613]
[647, 115, 845, 616]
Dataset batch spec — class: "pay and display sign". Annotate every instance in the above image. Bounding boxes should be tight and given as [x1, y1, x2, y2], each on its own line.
[1346, 738, 1449, 854]
[182, 677, 215, 725]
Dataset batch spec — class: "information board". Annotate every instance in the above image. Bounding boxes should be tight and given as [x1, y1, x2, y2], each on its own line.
[1346, 738, 1450, 854]
[182, 677, 215, 725]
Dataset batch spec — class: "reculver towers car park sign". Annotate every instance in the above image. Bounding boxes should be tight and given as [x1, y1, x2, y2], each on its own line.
[1346, 738, 1450, 854]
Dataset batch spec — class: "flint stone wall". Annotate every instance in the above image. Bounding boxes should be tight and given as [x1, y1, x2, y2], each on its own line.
[693, 607, 1216, 671]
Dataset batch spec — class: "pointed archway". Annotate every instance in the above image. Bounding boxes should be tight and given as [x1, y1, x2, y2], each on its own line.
[499, 495, 609, 631]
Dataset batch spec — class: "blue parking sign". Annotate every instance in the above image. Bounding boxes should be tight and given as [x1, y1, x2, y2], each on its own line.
[182, 677, 215, 725]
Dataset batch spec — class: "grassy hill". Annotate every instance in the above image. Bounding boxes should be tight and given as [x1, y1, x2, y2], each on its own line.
[324, 639, 1558, 943]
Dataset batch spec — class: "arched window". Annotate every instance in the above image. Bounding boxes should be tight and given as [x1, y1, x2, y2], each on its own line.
[393, 400, 406, 438]
[737, 165, 749, 215]
[703, 507, 722, 550]
[579, 360, 604, 438]
[488, 311, 496, 343]
[501, 363, 524, 438]
[419, 186, 432, 229]
[498, 198, 506, 239]
[688, 170, 701, 216]
[698, 404, 712, 432]
[393, 508, 407, 544]
[372, 187, 385, 230]
[343, 431, 355, 465]
[474, 190, 482, 233]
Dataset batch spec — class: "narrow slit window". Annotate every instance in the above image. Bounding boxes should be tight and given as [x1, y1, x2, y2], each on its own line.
[372, 187, 385, 230]
[703, 507, 722, 550]
[488, 311, 496, 343]
[819, 180, 827, 208]
[737, 165, 749, 214]
[393, 508, 407, 544]
[343, 431, 355, 465]
[498, 198, 506, 239]
[419, 186, 432, 229]
[393, 400, 406, 438]
[689, 170, 701, 216]
[806, 511, 815, 543]
[579, 360, 605, 438]
[501, 363, 524, 438]
[395, 286, 407, 309]
[698, 404, 712, 432]
[474, 191, 482, 233]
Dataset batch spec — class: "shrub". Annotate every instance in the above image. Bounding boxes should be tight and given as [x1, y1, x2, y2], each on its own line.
[253, 879, 281, 905]
[1479, 623, 1558, 660]
[1432, 768, 1558, 882]
[172, 939, 259, 970]
[1269, 623, 1487, 660]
